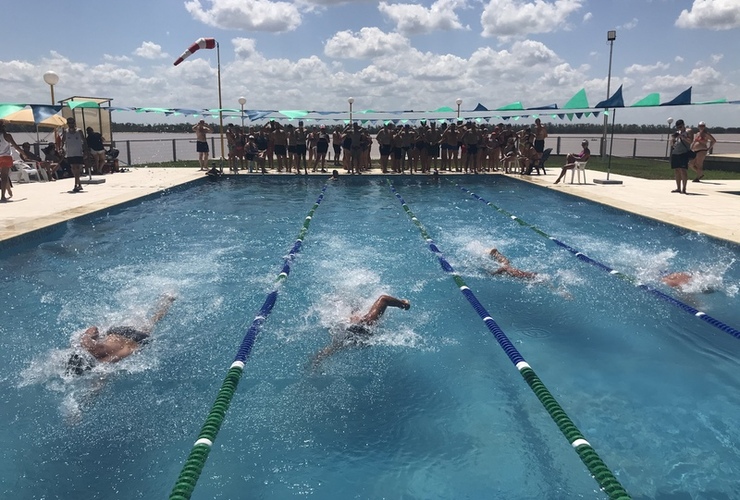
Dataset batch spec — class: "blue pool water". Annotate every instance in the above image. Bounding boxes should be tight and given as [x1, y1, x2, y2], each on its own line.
[2, 176, 739, 499]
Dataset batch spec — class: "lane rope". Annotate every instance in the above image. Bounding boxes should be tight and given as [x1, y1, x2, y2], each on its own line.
[450, 180, 740, 340]
[169, 184, 329, 500]
[387, 180, 631, 500]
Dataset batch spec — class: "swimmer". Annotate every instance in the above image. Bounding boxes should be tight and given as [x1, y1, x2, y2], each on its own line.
[329, 169, 339, 181]
[66, 294, 176, 375]
[487, 248, 537, 280]
[662, 272, 693, 288]
[312, 294, 410, 365]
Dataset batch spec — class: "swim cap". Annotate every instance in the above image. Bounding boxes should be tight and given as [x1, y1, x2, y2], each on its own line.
[66, 353, 94, 376]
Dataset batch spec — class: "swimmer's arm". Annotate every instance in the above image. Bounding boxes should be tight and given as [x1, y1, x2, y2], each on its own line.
[80, 327, 100, 348]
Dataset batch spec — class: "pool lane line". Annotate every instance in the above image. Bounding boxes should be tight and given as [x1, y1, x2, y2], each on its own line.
[449, 181, 740, 341]
[387, 181, 631, 500]
[169, 184, 329, 500]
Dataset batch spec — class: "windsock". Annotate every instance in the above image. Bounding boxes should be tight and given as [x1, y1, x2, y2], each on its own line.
[173, 37, 217, 66]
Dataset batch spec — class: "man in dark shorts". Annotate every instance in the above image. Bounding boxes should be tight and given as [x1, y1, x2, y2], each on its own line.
[193, 120, 211, 171]
[66, 294, 175, 375]
[61, 117, 88, 192]
[670, 119, 692, 194]
[312, 295, 410, 365]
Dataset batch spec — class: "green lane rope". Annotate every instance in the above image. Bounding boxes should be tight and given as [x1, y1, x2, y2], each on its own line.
[388, 180, 630, 500]
[169, 184, 329, 500]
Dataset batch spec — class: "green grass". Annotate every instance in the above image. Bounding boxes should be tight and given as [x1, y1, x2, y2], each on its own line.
[139, 156, 740, 181]
[547, 155, 740, 180]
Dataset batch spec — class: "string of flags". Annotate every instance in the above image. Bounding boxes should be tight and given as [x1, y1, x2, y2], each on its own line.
[2, 86, 738, 127]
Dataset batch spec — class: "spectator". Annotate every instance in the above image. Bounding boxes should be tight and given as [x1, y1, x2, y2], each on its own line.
[192, 120, 211, 171]
[60, 117, 88, 192]
[669, 119, 691, 194]
[553, 140, 591, 184]
[1, 120, 24, 201]
[86, 127, 106, 174]
[689, 121, 717, 183]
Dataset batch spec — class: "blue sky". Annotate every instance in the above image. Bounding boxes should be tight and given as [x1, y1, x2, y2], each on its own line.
[2, 0, 738, 126]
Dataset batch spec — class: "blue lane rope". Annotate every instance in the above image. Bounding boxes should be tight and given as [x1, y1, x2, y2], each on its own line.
[451, 181, 740, 341]
[387, 180, 631, 500]
[170, 184, 329, 500]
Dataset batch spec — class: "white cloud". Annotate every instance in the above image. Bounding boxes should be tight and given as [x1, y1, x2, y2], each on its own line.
[583, 12, 592, 22]
[618, 17, 638, 30]
[134, 42, 169, 60]
[675, 56, 684, 63]
[710, 53, 723, 64]
[647, 66, 724, 93]
[624, 61, 670, 75]
[185, 0, 302, 32]
[324, 27, 410, 59]
[104, 54, 133, 63]
[378, 0, 469, 35]
[676, 0, 740, 30]
[481, 0, 583, 38]
[232, 38, 258, 59]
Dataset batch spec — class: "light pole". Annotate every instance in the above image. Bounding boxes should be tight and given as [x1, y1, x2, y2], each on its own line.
[238, 96, 246, 129]
[43, 71, 59, 104]
[456, 97, 462, 119]
[601, 30, 616, 158]
[665, 117, 674, 158]
[348, 97, 354, 124]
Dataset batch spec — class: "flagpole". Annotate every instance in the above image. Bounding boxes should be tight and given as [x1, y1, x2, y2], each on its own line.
[216, 42, 225, 173]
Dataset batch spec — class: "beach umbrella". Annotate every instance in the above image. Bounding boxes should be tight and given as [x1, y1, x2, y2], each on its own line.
[2, 108, 66, 128]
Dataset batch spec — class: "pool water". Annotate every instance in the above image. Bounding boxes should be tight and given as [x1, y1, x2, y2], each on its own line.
[2, 176, 739, 499]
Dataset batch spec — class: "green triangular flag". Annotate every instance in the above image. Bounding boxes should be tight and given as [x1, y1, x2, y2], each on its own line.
[563, 89, 588, 109]
[631, 93, 660, 107]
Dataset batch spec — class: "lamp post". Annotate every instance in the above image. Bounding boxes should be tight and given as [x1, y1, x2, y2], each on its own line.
[456, 98, 462, 119]
[665, 117, 674, 158]
[348, 97, 354, 124]
[238, 96, 246, 129]
[601, 30, 616, 158]
[43, 71, 59, 104]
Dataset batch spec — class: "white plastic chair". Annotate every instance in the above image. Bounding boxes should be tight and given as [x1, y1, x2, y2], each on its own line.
[10, 162, 36, 183]
[570, 161, 588, 184]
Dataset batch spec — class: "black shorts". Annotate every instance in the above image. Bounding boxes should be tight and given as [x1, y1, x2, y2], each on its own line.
[274, 145, 287, 156]
[107, 326, 150, 344]
[534, 139, 545, 153]
[466, 144, 478, 155]
[379, 144, 392, 156]
[393, 147, 403, 160]
[295, 144, 307, 156]
[66, 156, 84, 165]
[671, 152, 690, 169]
[196, 141, 209, 153]
[317, 142, 329, 154]
[333, 144, 341, 155]
[429, 144, 440, 158]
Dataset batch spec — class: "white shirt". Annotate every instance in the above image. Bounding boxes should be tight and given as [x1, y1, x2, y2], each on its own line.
[62, 127, 86, 157]
[0, 134, 12, 157]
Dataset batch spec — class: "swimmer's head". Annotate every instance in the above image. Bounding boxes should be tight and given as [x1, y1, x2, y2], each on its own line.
[66, 353, 93, 376]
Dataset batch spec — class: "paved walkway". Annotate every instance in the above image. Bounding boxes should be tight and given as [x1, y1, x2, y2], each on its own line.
[1, 167, 739, 244]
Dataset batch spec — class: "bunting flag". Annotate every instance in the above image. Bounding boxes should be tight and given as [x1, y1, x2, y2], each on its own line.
[631, 93, 660, 107]
[173, 37, 217, 66]
[563, 89, 589, 109]
[31, 105, 63, 123]
[595, 85, 624, 108]
[496, 101, 524, 111]
[660, 87, 692, 106]
[473, 103, 489, 111]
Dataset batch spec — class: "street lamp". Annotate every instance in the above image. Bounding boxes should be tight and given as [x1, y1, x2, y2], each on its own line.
[455, 97, 462, 119]
[601, 30, 616, 158]
[238, 96, 246, 129]
[43, 71, 59, 104]
[348, 97, 354, 124]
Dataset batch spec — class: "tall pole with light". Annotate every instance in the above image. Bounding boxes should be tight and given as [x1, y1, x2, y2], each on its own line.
[43, 71, 59, 105]
[238, 97, 246, 129]
[348, 97, 354, 124]
[601, 30, 616, 158]
[456, 98, 462, 119]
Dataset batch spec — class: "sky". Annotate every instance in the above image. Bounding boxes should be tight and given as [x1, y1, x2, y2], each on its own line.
[1, 0, 739, 127]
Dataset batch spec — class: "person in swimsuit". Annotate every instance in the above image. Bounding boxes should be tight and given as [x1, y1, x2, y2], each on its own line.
[553, 140, 591, 184]
[487, 248, 537, 280]
[66, 294, 176, 375]
[312, 295, 410, 365]
[689, 121, 716, 183]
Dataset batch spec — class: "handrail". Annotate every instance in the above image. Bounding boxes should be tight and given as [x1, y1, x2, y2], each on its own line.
[169, 184, 329, 500]
[451, 181, 740, 340]
[387, 180, 631, 500]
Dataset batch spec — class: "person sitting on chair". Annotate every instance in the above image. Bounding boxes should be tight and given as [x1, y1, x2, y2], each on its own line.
[554, 140, 590, 184]
[66, 294, 176, 375]
[312, 295, 410, 365]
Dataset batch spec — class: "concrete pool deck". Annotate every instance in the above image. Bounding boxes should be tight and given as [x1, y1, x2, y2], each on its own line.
[1, 167, 739, 244]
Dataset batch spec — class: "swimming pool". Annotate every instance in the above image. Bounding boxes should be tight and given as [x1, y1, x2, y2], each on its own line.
[2, 176, 739, 499]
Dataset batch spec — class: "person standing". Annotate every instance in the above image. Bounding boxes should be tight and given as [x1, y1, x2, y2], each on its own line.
[192, 120, 211, 171]
[0, 120, 24, 201]
[60, 117, 88, 192]
[689, 121, 717, 183]
[670, 119, 692, 194]
[85, 127, 106, 175]
[534, 118, 548, 164]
